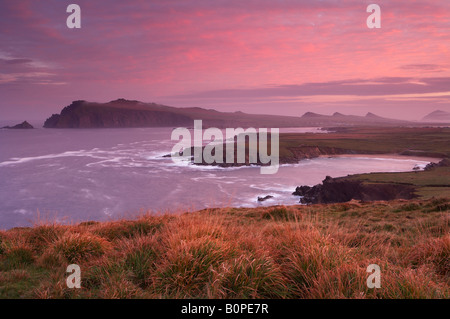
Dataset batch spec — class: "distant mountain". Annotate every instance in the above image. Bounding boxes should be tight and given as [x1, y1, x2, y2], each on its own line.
[298, 111, 409, 126]
[301, 112, 322, 118]
[365, 112, 384, 119]
[43, 99, 413, 128]
[422, 110, 450, 122]
[2, 121, 34, 129]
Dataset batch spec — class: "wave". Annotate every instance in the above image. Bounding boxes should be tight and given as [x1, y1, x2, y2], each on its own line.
[0, 150, 108, 167]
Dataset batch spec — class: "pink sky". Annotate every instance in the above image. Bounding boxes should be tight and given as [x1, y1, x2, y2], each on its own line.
[0, 0, 449, 122]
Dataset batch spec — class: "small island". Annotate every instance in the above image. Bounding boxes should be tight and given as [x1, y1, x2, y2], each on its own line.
[2, 121, 34, 129]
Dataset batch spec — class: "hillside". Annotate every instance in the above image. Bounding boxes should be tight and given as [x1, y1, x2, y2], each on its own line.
[43, 99, 414, 128]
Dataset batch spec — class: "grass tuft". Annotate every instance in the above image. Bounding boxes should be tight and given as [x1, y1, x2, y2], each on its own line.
[0, 198, 448, 299]
[49, 233, 110, 264]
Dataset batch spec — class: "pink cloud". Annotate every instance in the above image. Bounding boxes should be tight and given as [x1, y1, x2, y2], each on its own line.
[0, 0, 449, 121]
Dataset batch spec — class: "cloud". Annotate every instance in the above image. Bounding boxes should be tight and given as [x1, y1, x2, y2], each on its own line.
[0, 0, 449, 120]
[0, 58, 34, 65]
[168, 77, 450, 99]
[399, 64, 447, 72]
[0, 52, 62, 85]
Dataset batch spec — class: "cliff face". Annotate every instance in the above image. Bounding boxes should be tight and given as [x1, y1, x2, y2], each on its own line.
[177, 144, 355, 168]
[44, 100, 192, 128]
[284, 146, 358, 163]
[293, 176, 417, 204]
[167, 144, 367, 169]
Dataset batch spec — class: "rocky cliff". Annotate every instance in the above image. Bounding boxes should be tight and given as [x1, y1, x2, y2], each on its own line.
[44, 100, 192, 128]
[282, 146, 360, 163]
[293, 175, 417, 204]
[166, 143, 361, 167]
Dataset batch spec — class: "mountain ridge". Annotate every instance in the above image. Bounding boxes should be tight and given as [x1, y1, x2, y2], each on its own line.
[44, 99, 416, 128]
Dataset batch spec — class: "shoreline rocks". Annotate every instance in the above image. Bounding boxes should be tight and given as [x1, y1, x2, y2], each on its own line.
[293, 175, 417, 204]
[424, 158, 450, 170]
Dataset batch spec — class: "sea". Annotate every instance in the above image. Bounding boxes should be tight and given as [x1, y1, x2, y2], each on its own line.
[0, 126, 439, 229]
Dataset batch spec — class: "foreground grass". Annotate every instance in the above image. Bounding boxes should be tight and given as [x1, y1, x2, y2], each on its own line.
[0, 198, 448, 299]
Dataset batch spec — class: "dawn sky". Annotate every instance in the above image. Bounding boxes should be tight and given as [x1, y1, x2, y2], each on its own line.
[1, 0, 449, 122]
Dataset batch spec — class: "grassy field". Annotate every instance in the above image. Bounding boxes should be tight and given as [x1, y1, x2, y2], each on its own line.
[0, 198, 448, 299]
[339, 166, 450, 199]
[279, 127, 450, 159]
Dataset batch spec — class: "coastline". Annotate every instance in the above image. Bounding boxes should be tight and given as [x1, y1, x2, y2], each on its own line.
[318, 153, 443, 163]
[292, 158, 450, 204]
[1, 126, 449, 229]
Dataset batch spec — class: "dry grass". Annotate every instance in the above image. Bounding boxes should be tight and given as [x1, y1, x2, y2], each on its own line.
[0, 198, 448, 299]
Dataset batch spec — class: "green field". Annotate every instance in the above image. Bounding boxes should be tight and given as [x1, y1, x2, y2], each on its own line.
[344, 167, 450, 199]
[278, 127, 450, 159]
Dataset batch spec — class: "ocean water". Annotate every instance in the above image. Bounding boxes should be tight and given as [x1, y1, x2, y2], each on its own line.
[0, 127, 436, 229]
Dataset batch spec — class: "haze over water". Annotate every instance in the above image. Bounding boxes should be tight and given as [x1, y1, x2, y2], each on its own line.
[0, 127, 438, 229]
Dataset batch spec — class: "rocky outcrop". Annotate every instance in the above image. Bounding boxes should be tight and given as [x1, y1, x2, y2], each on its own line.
[293, 176, 417, 204]
[282, 146, 362, 163]
[166, 144, 361, 167]
[44, 100, 193, 128]
[2, 121, 34, 129]
[424, 158, 450, 170]
[257, 195, 274, 202]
